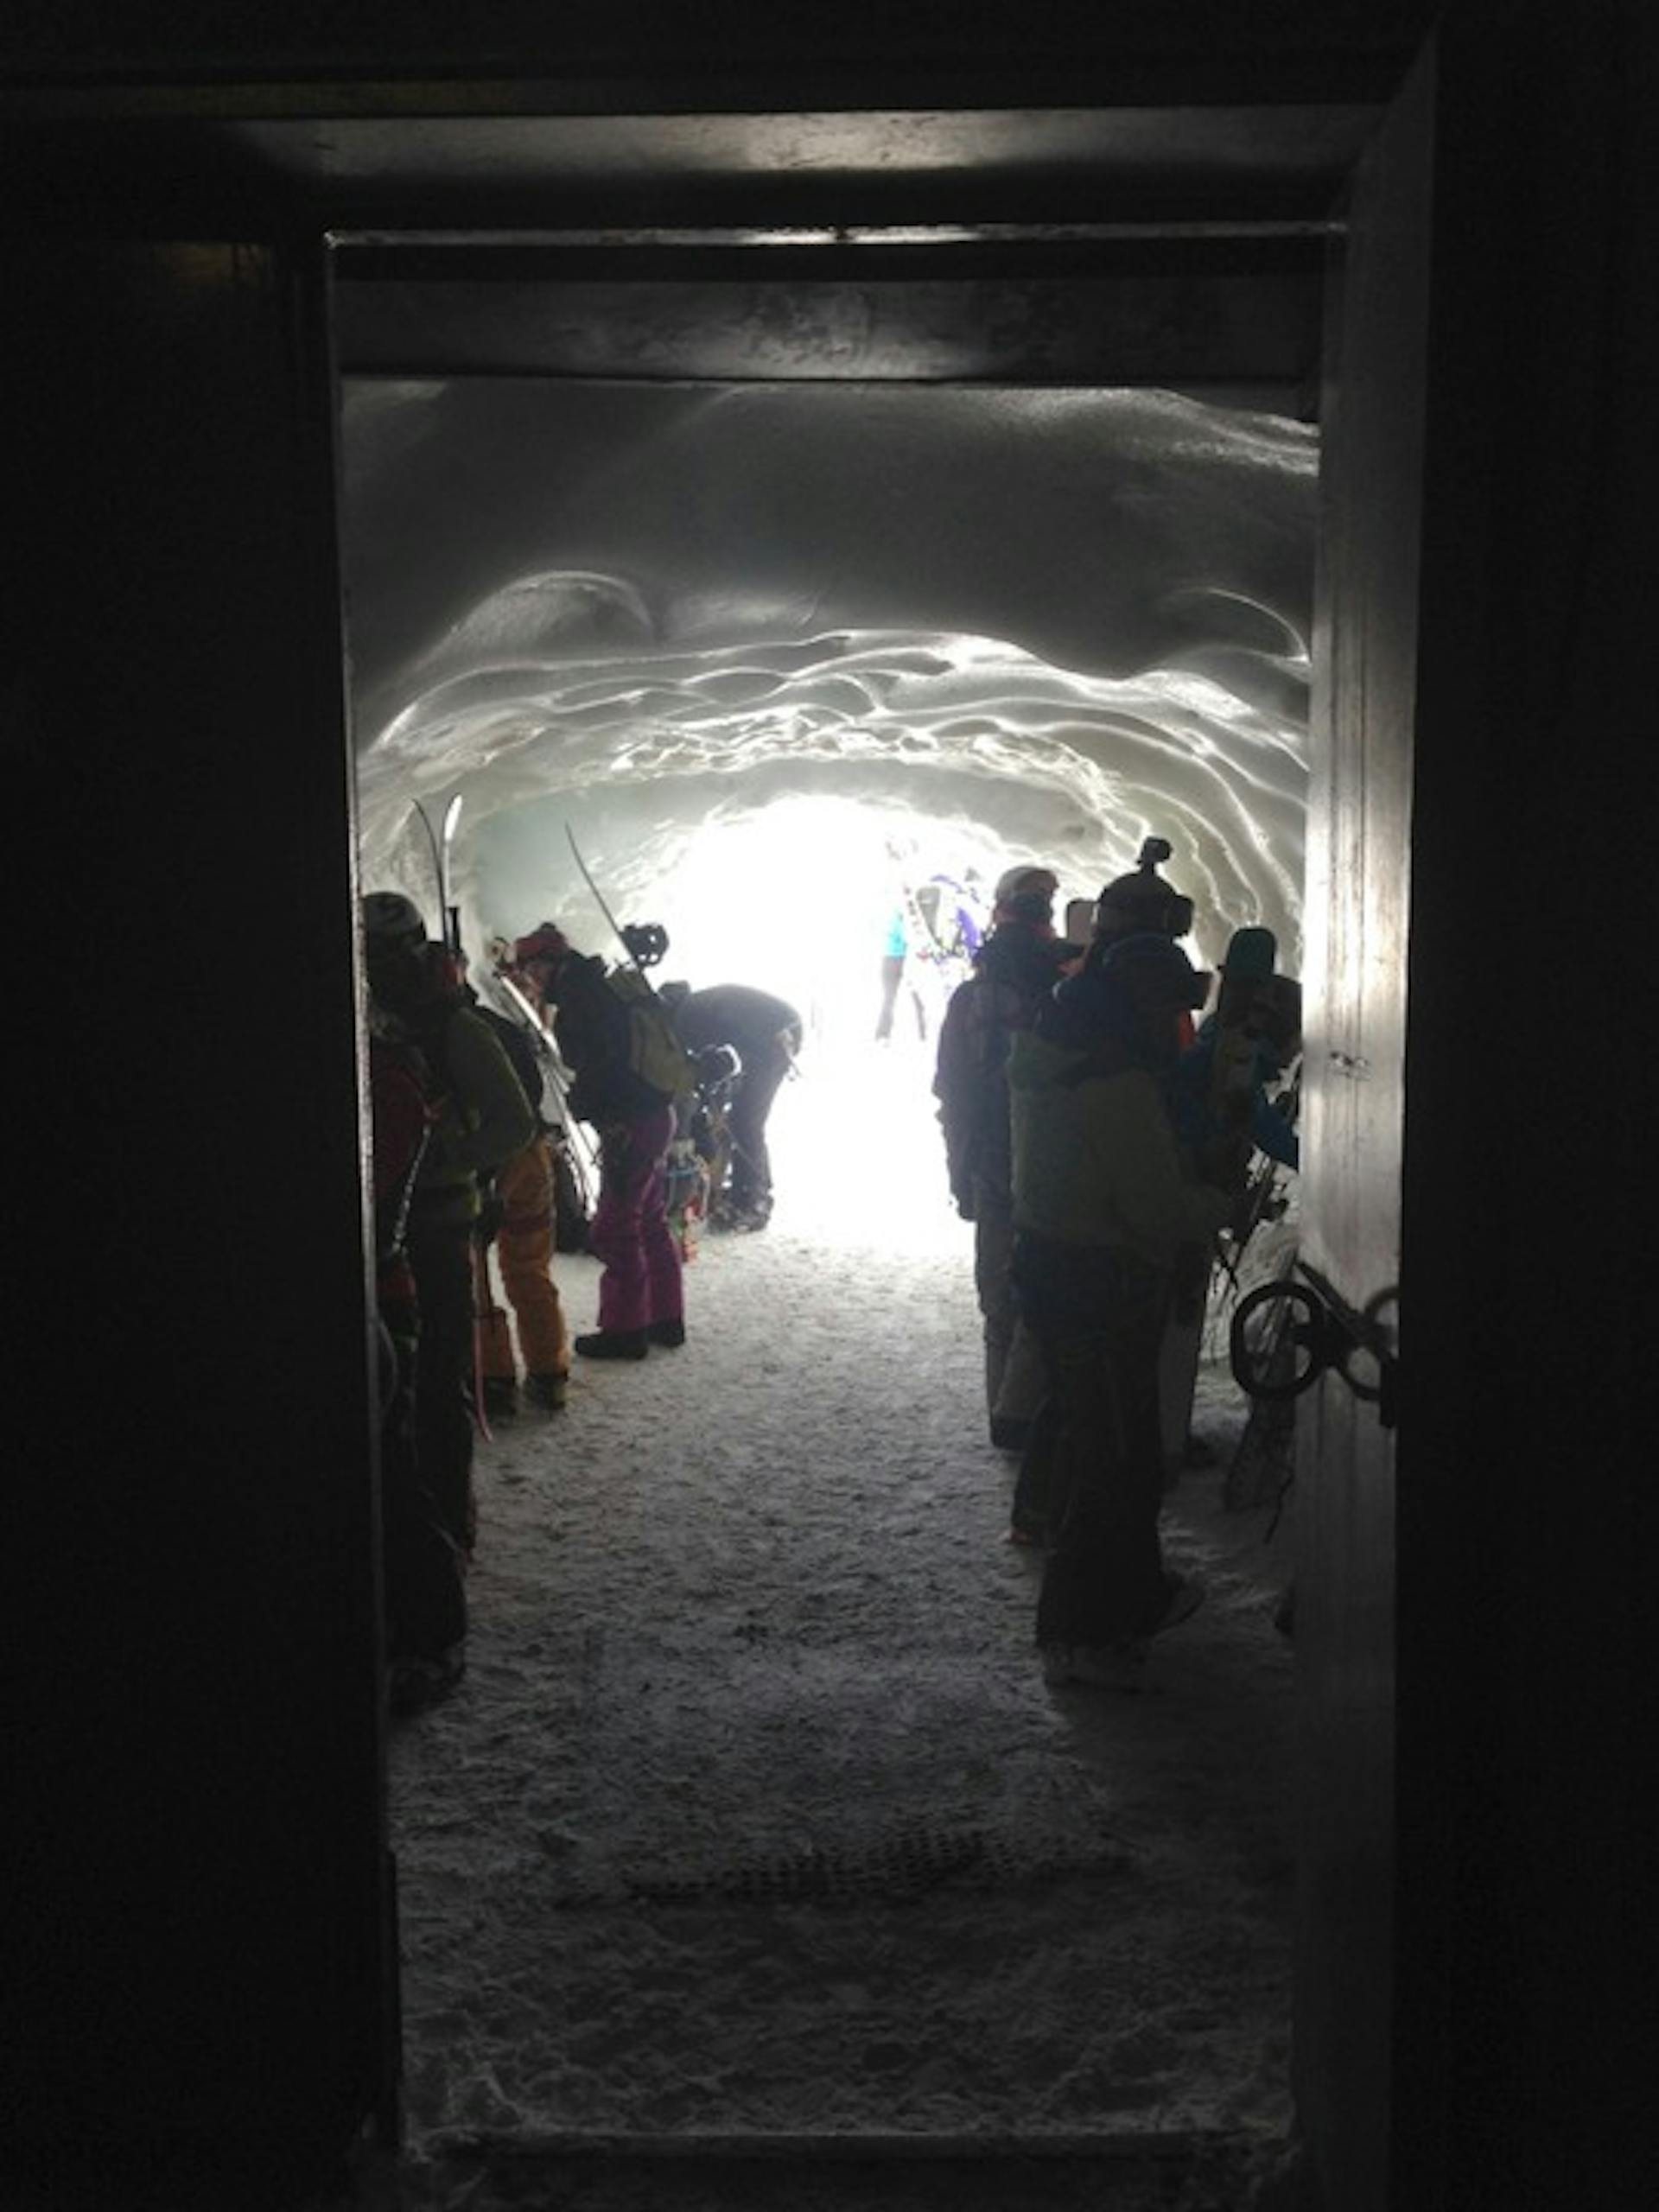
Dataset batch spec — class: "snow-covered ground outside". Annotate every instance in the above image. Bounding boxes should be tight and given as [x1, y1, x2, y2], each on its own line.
[388, 1036, 1298, 2183]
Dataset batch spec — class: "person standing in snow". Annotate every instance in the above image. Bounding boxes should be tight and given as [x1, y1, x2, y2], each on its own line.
[1087, 836, 1224, 1478]
[362, 894, 537, 1558]
[1090, 836, 1197, 965]
[366, 1019, 468, 1711]
[658, 980, 803, 1232]
[932, 863, 1077, 1452]
[1008, 932, 1238, 1691]
[874, 900, 930, 1044]
[463, 969, 574, 1417]
[509, 925, 687, 1362]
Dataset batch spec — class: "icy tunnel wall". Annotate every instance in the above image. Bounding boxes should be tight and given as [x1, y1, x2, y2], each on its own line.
[343, 378, 1315, 1001]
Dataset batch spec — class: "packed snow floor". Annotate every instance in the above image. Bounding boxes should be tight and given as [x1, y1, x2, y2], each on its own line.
[388, 1041, 1298, 2182]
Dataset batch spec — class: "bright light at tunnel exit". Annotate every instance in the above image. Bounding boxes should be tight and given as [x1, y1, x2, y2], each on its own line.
[600, 791, 1097, 1255]
[652, 794, 1079, 1057]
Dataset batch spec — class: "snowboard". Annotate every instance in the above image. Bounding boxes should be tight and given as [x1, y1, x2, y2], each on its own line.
[1163, 925, 1277, 1471]
[1205, 925, 1278, 1158]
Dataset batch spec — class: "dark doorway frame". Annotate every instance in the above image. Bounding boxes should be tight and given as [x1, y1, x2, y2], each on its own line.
[10, 10, 1652, 2203]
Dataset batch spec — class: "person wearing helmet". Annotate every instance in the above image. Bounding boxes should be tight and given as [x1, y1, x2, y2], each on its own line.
[1090, 836, 1197, 953]
[932, 862, 1078, 1450]
[1007, 931, 1238, 1691]
[362, 893, 537, 1558]
[508, 924, 685, 1361]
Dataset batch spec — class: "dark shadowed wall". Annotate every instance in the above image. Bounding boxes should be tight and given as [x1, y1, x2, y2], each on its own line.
[3, 240, 392, 2206]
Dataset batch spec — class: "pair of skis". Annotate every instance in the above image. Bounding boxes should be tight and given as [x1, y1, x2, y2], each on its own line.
[410, 794, 465, 957]
[563, 823, 659, 983]
[1163, 924, 1285, 1466]
[409, 792, 498, 1440]
[1205, 925, 1277, 1165]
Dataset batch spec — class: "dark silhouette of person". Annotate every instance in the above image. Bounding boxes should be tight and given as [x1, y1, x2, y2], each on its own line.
[933, 863, 1077, 1449]
[361, 893, 536, 1554]
[508, 925, 687, 1359]
[659, 981, 803, 1231]
[1008, 933, 1238, 1690]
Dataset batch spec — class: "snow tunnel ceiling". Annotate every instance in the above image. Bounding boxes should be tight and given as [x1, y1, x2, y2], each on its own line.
[344, 374, 1315, 997]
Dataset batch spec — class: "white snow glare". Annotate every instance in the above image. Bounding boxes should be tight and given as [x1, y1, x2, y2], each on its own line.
[346, 379, 1313, 1018]
[345, 377, 1311, 2178]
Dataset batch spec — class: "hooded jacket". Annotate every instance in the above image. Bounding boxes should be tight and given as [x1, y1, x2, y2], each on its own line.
[368, 956, 537, 1230]
[1008, 1027, 1231, 1272]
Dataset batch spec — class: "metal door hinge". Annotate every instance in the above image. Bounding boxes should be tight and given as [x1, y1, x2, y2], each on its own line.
[1230, 1260, 1401, 1429]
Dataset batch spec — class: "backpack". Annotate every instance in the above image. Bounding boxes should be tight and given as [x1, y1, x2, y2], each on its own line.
[607, 966, 697, 1104]
[474, 1002, 545, 1122]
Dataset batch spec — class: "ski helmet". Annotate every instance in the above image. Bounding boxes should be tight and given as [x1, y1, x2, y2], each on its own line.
[992, 864, 1059, 926]
[361, 891, 428, 948]
[1094, 836, 1194, 943]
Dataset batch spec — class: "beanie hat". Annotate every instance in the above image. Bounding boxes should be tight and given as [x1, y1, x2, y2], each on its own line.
[512, 923, 571, 969]
[361, 891, 428, 948]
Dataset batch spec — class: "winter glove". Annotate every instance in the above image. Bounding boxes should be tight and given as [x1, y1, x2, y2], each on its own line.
[952, 1180, 977, 1222]
[474, 1190, 505, 1246]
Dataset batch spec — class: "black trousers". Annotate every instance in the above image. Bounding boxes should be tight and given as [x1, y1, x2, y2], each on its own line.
[726, 1036, 793, 1216]
[1012, 1232, 1173, 1649]
[375, 1304, 467, 1660]
[404, 1207, 478, 1555]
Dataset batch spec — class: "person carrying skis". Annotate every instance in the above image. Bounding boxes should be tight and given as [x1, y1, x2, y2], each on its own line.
[932, 864, 1078, 1451]
[1007, 931, 1239, 1691]
[362, 893, 536, 1555]
[461, 963, 574, 1417]
[510, 923, 687, 1362]
[658, 980, 803, 1232]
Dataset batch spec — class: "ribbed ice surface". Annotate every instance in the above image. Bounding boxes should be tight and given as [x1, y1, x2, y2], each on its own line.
[343, 381, 1313, 986]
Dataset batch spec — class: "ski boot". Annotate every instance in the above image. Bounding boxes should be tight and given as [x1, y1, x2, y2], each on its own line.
[574, 1329, 649, 1361]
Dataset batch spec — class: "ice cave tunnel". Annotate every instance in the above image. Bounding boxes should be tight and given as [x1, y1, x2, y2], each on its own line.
[345, 378, 1313, 1010]
[345, 376, 1313, 2157]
